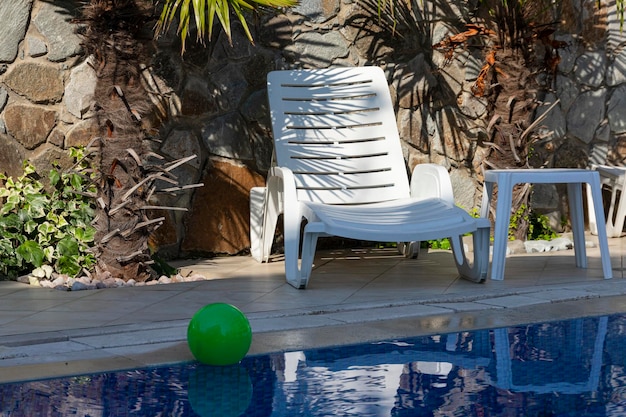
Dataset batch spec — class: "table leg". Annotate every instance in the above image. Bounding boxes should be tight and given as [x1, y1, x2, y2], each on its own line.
[588, 175, 613, 278]
[567, 183, 587, 268]
[490, 177, 513, 280]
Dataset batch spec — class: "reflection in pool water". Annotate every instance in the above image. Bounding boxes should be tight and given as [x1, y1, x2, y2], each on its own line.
[2, 314, 626, 416]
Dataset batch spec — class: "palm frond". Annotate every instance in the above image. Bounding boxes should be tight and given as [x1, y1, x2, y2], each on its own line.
[156, 0, 298, 53]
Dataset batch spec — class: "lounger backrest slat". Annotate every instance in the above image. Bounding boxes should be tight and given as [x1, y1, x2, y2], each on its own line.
[268, 67, 410, 205]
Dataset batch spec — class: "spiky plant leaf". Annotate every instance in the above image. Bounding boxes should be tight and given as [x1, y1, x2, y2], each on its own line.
[156, 0, 297, 53]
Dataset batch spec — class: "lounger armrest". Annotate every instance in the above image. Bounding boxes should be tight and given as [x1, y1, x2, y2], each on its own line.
[267, 166, 304, 242]
[409, 163, 455, 205]
[250, 166, 300, 263]
[266, 166, 298, 212]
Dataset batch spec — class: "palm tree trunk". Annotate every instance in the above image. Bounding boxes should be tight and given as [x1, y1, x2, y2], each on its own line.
[79, 0, 158, 281]
[483, 49, 538, 239]
[474, 0, 555, 239]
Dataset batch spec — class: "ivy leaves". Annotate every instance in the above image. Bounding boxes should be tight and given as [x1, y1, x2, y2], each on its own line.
[0, 153, 96, 280]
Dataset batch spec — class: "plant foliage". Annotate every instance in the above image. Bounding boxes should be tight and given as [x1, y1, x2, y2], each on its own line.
[509, 204, 558, 241]
[0, 149, 96, 279]
[155, 0, 298, 54]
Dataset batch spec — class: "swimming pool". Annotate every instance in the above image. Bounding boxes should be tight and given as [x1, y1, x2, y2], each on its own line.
[1, 313, 625, 416]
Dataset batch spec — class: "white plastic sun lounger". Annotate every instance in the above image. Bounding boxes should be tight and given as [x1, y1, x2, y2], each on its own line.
[250, 66, 490, 289]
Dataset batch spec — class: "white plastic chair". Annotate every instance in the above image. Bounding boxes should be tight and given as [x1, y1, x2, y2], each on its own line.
[587, 165, 626, 238]
[250, 67, 490, 289]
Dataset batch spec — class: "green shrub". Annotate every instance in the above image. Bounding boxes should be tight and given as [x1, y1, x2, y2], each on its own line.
[424, 207, 480, 250]
[0, 149, 96, 279]
[509, 204, 558, 241]
[372, 204, 560, 253]
[527, 211, 558, 241]
[426, 239, 451, 250]
[426, 205, 558, 250]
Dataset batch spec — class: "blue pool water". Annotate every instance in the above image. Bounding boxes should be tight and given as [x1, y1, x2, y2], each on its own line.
[2, 313, 626, 416]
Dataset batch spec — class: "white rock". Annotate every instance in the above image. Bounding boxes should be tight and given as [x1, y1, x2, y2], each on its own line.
[524, 240, 551, 253]
[71, 281, 90, 291]
[76, 276, 91, 285]
[549, 237, 573, 251]
[158, 276, 172, 284]
[189, 274, 207, 281]
[52, 276, 66, 287]
[103, 278, 117, 288]
[507, 240, 526, 255]
[39, 279, 53, 288]
[31, 267, 46, 278]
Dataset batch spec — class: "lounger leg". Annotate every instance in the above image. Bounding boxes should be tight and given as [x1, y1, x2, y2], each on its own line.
[283, 211, 303, 289]
[612, 187, 626, 237]
[586, 183, 599, 235]
[398, 241, 420, 259]
[606, 185, 619, 236]
[450, 219, 490, 283]
[250, 186, 280, 263]
[606, 175, 626, 237]
[252, 174, 289, 265]
[298, 226, 321, 289]
[249, 187, 266, 262]
[283, 225, 319, 289]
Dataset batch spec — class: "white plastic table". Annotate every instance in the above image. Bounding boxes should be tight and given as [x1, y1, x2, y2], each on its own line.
[480, 169, 613, 280]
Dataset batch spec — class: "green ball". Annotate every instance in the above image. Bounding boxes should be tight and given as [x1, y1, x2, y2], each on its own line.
[187, 303, 252, 366]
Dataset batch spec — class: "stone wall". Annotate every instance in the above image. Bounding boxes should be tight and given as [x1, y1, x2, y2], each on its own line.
[528, 0, 626, 223]
[0, 0, 85, 179]
[0, 0, 624, 259]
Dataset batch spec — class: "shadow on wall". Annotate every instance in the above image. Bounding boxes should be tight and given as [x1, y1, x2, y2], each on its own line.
[152, 0, 492, 257]
[344, 0, 488, 210]
[21, 0, 616, 261]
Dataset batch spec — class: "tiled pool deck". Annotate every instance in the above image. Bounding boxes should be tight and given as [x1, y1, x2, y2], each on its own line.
[1, 234, 626, 383]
